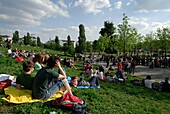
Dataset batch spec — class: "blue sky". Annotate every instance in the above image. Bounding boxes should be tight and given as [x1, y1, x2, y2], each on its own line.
[0, 0, 170, 43]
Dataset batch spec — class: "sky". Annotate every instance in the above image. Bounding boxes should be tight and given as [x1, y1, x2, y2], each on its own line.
[0, 0, 170, 43]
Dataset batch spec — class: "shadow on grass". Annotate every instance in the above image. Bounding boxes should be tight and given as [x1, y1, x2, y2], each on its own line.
[105, 80, 170, 101]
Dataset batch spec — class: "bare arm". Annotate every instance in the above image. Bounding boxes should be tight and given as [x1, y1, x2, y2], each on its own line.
[16, 84, 24, 90]
[58, 66, 66, 79]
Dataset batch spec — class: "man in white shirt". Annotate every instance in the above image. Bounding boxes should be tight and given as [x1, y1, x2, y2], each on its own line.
[144, 75, 155, 89]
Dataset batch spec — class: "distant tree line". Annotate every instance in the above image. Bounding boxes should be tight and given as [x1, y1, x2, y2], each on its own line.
[11, 13, 170, 56]
[12, 31, 44, 48]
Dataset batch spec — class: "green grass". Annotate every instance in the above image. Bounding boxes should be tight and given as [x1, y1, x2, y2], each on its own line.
[0, 45, 170, 114]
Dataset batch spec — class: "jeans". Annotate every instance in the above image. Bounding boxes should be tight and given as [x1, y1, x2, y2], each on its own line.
[88, 76, 100, 86]
[116, 70, 125, 79]
[42, 79, 64, 100]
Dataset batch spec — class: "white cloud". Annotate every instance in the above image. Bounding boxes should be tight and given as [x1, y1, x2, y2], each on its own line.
[74, 0, 111, 14]
[58, 0, 68, 9]
[129, 17, 149, 31]
[126, 0, 135, 6]
[114, 1, 122, 9]
[149, 21, 170, 32]
[0, 0, 70, 26]
[132, 0, 170, 12]
[128, 16, 170, 35]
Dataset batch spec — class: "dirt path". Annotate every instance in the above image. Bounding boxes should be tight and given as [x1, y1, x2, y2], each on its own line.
[134, 65, 170, 81]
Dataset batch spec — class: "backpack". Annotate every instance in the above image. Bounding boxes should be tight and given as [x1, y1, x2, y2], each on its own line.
[152, 82, 162, 91]
[53, 91, 86, 114]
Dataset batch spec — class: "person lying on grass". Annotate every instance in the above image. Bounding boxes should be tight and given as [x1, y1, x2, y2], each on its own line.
[70, 75, 100, 88]
[16, 61, 36, 90]
[32, 55, 73, 100]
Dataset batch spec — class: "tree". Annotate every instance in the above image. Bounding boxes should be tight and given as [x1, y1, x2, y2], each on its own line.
[99, 21, 116, 37]
[23, 35, 28, 45]
[105, 35, 117, 54]
[37, 36, 41, 46]
[77, 24, 86, 53]
[86, 41, 93, 53]
[62, 43, 69, 55]
[67, 35, 74, 54]
[26, 32, 31, 45]
[55, 36, 59, 45]
[99, 21, 116, 53]
[92, 40, 98, 51]
[36, 36, 44, 47]
[0, 35, 2, 42]
[143, 32, 156, 56]
[44, 40, 56, 50]
[12, 31, 19, 43]
[96, 33, 110, 52]
[54, 36, 61, 50]
[156, 27, 170, 57]
[31, 40, 37, 47]
[117, 13, 139, 55]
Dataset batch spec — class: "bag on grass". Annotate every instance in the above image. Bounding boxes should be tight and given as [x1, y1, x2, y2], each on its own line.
[53, 91, 86, 114]
[0, 79, 12, 90]
[152, 82, 162, 91]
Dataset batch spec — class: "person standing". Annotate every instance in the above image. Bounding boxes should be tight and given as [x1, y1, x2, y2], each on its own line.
[131, 60, 136, 74]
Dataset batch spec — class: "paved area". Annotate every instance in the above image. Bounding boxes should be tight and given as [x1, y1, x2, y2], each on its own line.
[93, 62, 170, 81]
[134, 65, 170, 81]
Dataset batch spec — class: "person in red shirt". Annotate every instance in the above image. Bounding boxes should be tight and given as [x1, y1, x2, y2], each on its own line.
[131, 60, 136, 74]
[15, 53, 24, 62]
[116, 59, 125, 81]
[117, 59, 122, 71]
[84, 63, 91, 72]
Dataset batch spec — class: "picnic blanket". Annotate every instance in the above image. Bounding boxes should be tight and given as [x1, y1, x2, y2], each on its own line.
[76, 86, 99, 89]
[2, 86, 65, 104]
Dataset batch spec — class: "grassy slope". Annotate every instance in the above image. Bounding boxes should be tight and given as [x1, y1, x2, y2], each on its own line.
[0, 46, 170, 114]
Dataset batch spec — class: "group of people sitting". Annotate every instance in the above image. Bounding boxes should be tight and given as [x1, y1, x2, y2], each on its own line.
[69, 60, 127, 87]
[16, 55, 73, 100]
[62, 58, 77, 69]
[7, 46, 47, 63]
[144, 75, 170, 92]
[132, 75, 170, 92]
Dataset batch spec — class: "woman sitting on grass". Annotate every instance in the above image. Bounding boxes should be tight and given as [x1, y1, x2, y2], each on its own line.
[33, 54, 44, 72]
[104, 72, 115, 83]
[85, 66, 93, 77]
[16, 61, 36, 90]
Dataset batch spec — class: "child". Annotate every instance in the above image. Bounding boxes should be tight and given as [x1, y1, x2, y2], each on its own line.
[16, 61, 36, 90]
[70, 76, 79, 87]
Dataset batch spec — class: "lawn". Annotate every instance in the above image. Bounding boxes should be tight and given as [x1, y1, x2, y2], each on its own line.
[0, 46, 170, 114]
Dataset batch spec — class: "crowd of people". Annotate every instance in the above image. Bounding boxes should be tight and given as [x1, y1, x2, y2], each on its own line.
[1, 40, 170, 103]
